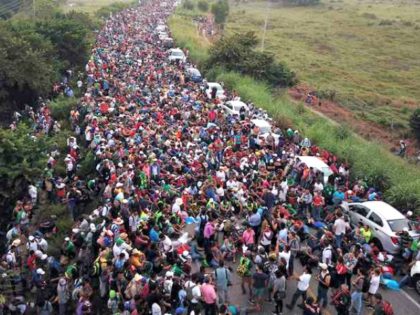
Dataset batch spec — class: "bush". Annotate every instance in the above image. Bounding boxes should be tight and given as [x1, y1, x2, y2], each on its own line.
[49, 97, 77, 121]
[182, 0, 195, 10]
[78, 151, 97, 178]
[211, 0, 229, 25]
[197, 0, 209, 12]
[206, 32, 296, 87]
[409, 108, 420, 141]
[96, 2, 135, 18]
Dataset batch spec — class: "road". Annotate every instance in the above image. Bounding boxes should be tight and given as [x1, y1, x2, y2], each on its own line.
[186, 226, 420, 314]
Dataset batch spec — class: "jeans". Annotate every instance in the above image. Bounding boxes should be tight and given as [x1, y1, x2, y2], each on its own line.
[312, 206, 321, 221]
[317, 285, 329, 308]
[350, 291, 363, 315]
[204, 302, 217, 315]
[217, 287, 229, 305]
[335, 233, 344, 248]
[288, 288, 307, 308]
[398, 274, 412, 288]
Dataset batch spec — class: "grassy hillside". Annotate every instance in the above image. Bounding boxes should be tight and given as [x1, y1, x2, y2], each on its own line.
[62, 0, 132, 13]
[169, 4, 420, 213]
[225, 0, 420, 132]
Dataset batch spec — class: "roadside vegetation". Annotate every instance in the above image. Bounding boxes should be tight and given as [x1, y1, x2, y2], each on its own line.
[169, 1, 420, 213]
[226, 0, 420, 135]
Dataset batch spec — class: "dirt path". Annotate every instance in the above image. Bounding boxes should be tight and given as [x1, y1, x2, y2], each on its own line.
[288, 84, 406, 151]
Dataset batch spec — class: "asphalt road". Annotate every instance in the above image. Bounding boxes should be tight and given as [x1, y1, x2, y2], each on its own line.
[185, 226, 420, 315]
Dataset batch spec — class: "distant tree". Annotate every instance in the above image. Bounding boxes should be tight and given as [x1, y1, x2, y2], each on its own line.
[211, 0, 229, 26]
[197, 0, 209, 12]
[409, 108, 420, 141]
[182, 0, 195, 10]
[206, 31, 297, 87]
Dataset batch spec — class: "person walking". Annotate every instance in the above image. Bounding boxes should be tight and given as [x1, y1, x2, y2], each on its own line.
[250, 264, 269, 311]
[316, 263, 331, 310]
[201, 277, 217, 315]
[286, 264, 312, 310]
[350, 269, 365, 315]
[272, 269, 286, 315]
[214, 260, 231, 305]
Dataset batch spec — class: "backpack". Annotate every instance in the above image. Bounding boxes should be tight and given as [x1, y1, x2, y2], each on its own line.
[237, 258, 249, 277]
[185, 282, 195, 301]
[383, 301, 394, 315]
[362, 276, 370, 293]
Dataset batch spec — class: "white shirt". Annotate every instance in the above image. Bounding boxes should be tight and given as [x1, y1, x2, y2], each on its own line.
[334, 218, 347, 236]
[162, 235, 173, 252]
[216, 186, 224, 197]
[369, 275, 380, 294]
[297, 273, 311, 291]
[151, 302, 162, 315]
[322, 246, 333, 265]
[278, 251, 291, 269]
[314, 182, 324, 192]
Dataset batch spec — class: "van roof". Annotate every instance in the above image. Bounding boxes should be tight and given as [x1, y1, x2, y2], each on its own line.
[296, 156, 333, 177]
[251, 119, 271, 129]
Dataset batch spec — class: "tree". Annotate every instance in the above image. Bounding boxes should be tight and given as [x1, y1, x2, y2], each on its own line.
[211, 0, 229, 26]
[409, 108, 420, 141]
[206, 32, 297, 87]
[197, 0, 209, 12]
[182, 0, 194, 10]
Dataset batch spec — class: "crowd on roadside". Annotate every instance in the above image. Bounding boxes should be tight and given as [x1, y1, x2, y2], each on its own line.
[1, 1, 419, 315]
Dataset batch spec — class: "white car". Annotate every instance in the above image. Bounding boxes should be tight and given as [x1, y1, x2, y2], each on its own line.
[158, 32, 169, 40]
[410, 260, 420, 294]
[251, 118, 280, 146]
[168, 48, 186, 62]
[341, 201, 419, 254]
[219, 100, 249, 116]
[156, 24, 166, 32]
[205, 82, 226, 100]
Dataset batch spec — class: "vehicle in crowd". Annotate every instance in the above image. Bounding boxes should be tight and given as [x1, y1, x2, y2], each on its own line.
[167, 48, 186, 62]
[250, 118, 280, 146]
[341, 201, 419, 254]
[155, 24, 166, 32]
[204, 82, 226, 100]
[410, 260, 420, 294]
[185, 67, 203, 83]
[162, 37, 174, 48]
[296, 155, 333, 184]
[158, 31, 169, 40]
[219, 100, 249, 117]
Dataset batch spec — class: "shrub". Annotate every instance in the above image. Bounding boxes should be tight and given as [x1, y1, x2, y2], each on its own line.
[409, 108, 420, 141]
[206, 32, 297, 87]
[182, 0, 195, 10]
[211, 0, 229, 25]
[197, 0, 209, 12]
[49, 97, 77, 121]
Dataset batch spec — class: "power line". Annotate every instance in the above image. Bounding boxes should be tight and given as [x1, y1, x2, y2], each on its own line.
[0, 2, 22, 16]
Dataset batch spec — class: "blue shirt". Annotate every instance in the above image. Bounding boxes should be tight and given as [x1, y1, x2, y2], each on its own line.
[149, 228, 159, 243]
[248, 213, 261, 227]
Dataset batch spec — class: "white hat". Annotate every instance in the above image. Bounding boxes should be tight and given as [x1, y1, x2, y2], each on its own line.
[319, 263, 328, 270]
[36, 268, 45, 275]
[41, 254, 48, 260]
[64, 237, 70, 241]
[29, 236, 35, 241]
[165, 271, 174, 278]
[403, 227, 409, 232]
[407, 211, 413, 217]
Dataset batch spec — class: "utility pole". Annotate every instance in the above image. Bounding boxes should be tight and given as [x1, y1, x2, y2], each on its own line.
[261, 0, 270, 51]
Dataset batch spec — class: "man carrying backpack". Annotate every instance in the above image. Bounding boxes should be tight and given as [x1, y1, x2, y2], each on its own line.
[350, 269, 365, 315]
[331, 284, 351, 315]
[185, 274, 202, 314]
[372, 293, 394, 315]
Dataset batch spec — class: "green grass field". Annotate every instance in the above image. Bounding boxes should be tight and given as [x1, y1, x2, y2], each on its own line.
[62, 0, 132, 13]
[225, 0, 420, 131]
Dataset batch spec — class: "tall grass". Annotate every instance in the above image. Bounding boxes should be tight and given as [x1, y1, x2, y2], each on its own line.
[170, 8, 420, 213]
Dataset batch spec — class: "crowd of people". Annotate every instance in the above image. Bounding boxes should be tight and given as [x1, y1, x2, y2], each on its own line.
[1, 1, 419, 315]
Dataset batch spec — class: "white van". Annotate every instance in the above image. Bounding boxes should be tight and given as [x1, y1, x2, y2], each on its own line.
[296, 156, 333, 184]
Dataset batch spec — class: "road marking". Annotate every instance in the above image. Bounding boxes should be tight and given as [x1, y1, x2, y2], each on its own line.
[400, 288, 420, 308]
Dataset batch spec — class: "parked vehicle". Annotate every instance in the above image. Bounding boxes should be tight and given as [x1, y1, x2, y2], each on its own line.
[162, 37, 174, 48]
[250, 118, 280, 146]
[205, 82, 226, 100]
[168, 48, 186, 62]
[341, 201, 419, 254]
[410, 260, 420, 294]
[185, 67, 203, 83]
[296, 155, 334, 184]
[219, 100, 249, 117]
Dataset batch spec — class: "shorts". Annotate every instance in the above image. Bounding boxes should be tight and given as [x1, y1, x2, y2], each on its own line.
[253, 287, 265, 297]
